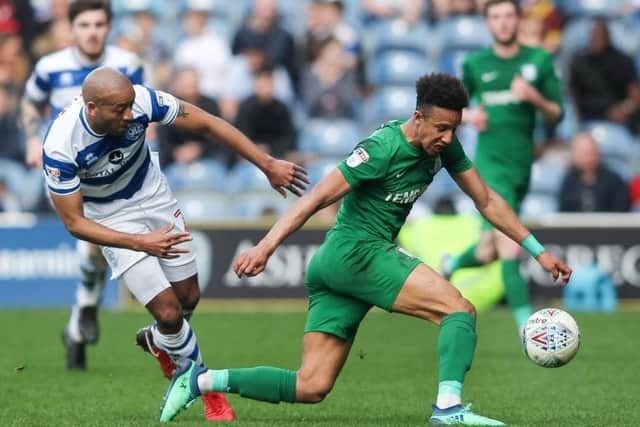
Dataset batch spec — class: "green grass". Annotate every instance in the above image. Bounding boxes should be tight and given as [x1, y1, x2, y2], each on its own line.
[0, 309, 638, 426]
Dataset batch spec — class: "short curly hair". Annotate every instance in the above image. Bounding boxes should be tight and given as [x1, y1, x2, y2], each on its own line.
[415, 73, 469, 113]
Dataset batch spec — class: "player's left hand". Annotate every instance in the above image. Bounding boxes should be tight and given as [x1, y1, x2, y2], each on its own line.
[233, 245, 270, 277]
[536, 251, 572, 286]
[511, 75, 540, 104]
[264, 158, 309, 198]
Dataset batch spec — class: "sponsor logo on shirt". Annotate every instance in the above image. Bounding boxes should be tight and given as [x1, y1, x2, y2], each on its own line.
[346, 147, 369, 168]
[384, 185, 427, 204]
[481, 90, 519, 106]
[108, 150, 124, 164]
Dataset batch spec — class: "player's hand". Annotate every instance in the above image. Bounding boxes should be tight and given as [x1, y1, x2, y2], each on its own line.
[135, 223, 192, 259]
[25, 136, 43, 168]
[264, 158, 310, 198]
[464, 108, 488, 131]
[511, 75, 540, 104]
[233, 245, 270, 277]
[536, 251, 572, 286]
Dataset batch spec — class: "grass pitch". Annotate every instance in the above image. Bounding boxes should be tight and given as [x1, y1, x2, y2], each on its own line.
[0, 309, 637, 426]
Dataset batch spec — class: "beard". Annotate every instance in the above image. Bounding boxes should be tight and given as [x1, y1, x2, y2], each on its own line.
[494, 30, 518, 47]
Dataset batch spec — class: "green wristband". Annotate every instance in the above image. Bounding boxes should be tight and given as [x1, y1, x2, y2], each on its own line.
[522, 234, 545, 257]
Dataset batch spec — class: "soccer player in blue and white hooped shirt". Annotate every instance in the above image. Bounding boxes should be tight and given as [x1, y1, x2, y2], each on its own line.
[43, 67, 309, 420]
[21, 1, 143, 372]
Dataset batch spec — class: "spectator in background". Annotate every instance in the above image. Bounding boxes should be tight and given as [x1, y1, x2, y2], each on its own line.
[0, 174, 20, 212]
[236, 64, 297, 161]
[220, 38, 293, 121]
[433, 0, 479, 19]
[558, 133, 630, 212]
[301, 37, 358, 119]
[0, 35, 30, 89]
[569, 18, 640, 134]
[232, 0, 297, 88]
[304, 0, 360, 68]
[115, 8, 172, 88]
[362, 0, 425, 26]
[521, 0, 564, 55]
[173, 2, 231, 99]
[158, 67, 230, 167]
[0, 84, 22, 163]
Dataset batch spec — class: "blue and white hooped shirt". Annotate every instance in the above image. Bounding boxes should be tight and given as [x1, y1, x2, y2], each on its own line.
[42, 85, 179, 219]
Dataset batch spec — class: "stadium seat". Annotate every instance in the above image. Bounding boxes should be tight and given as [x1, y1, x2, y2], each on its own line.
[555, 100, 580, 141]
[174, 190, 232, 221]
[366, 19, 431, 56]
[164, 159, 229, 193]
[585, 121, 634, 161]
[367, 50, 432, 87]
[233, 192, 293, 220]
[362, 86, 416, 131]
[560, 18, 640, 62]
[558, 0, 626, 19]
[227, 160, 273, 193]
[530, 160, 566, 195]
[438, 50, 472, 78]
[298, 119, 361, 158]
[520, 193, 559, 221]
[111, 0, 167, 17]
[435, 16, 492, 51]
[307, 158, 342, 186]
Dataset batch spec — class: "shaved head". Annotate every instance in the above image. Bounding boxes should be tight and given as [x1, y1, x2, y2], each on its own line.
[82, 67, 133, 104]
[82, 67, 136, 135]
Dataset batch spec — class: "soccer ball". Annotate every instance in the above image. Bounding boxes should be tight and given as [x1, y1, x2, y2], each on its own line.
[521, 308, 580, 368]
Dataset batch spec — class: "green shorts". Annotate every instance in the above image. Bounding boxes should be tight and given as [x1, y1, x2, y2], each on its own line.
[480, 179, 529, 231]
[304, 234, 422, 342]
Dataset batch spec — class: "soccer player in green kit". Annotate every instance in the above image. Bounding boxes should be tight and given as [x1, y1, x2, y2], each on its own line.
[158, 73, 571, 425]
[441, 0, 564, 331]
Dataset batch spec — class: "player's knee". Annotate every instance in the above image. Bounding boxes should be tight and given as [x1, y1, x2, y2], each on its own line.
[296, 372, 334, 403]
[180, 286, 200, 311]
[154, 303, 183, 332]
[455, 297, 477, 319]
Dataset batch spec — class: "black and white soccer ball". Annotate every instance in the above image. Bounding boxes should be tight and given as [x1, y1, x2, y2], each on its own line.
[521, 308, 580, 368]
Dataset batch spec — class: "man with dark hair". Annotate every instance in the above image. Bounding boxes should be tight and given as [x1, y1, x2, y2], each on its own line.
[159, 73, 571, 426]
[22, 0, 143, 371]
[442, 0, 563, 333]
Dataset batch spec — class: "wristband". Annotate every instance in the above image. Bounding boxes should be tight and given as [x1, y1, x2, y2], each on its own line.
[522, 234, 545, 257]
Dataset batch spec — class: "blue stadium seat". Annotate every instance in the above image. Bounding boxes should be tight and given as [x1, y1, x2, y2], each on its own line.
[307, 158, 341, 186]
[112, 0, 167, 17]
[227, 160, 273, 193]
[558, 0, 626, 19]
[530, 160, 566, 195]
[367, 50, 432, 87]
[298, 119, 361, 158]
[366, 20, 431, 56]
[520, 193, 559, 220]
[233, 192, 293, 220]
[556, 100, 580, 141]
[436, 16, 492, 51]
[175, 190, 232, 221]
[438, 50, 473, 78]
[362, 86, 416, 130]
[585, 121, 634, 160]
[164, 159, 229, 193]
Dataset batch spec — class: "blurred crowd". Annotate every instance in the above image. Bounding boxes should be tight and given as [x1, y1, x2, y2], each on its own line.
[1, 0, 640, 220]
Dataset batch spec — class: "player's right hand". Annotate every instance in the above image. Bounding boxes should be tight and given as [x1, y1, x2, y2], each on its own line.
[233, 245, 270, 277]
[136, 223, 192, 259]
[536, 251, 572, 287]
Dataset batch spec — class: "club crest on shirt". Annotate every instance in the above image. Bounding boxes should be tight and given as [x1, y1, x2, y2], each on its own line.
[521, 64, 537, 81]
[346, 147, 369, 168]
[125, 122, 145, 141]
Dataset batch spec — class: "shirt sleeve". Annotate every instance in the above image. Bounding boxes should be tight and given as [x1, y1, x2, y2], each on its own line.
[127, 63, 145, 85]
[337, 138, 391, 188]
[461, 57, 476, 101]
[442, 136, 473, 174]
[24, 60, 50, 103]
[140, 86, 180, 125]
[42, 143, 80, 196]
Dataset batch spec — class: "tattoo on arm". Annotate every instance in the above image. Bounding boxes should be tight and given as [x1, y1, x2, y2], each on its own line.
[177, 103, 189, 119]
[21, 98, 44, 138]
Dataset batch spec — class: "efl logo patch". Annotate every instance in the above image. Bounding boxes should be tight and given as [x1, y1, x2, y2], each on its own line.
[45, 165, 61, 183]
[346, 147, 369, 168]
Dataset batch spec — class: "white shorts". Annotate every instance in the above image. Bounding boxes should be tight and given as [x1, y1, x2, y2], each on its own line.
[96, 175, 197, 282]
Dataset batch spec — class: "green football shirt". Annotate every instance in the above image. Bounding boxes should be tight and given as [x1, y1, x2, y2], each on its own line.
[462, 45, 563, 186]
[333, 120, 472, 242]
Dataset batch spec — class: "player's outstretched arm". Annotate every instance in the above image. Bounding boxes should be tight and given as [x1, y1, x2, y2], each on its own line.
[452, 166, 572, 285]
[234, 169, 351, 278]
[20, 96, 47, 168]
[171, 100, 308, 197]
[50, 191, 192, 259]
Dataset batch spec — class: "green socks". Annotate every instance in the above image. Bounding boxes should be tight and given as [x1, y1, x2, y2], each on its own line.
[451, 244, 482, 273]
[209, 367, 297, 403]
[438, 312, 477, 384]
[501, 259, 532, 329]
